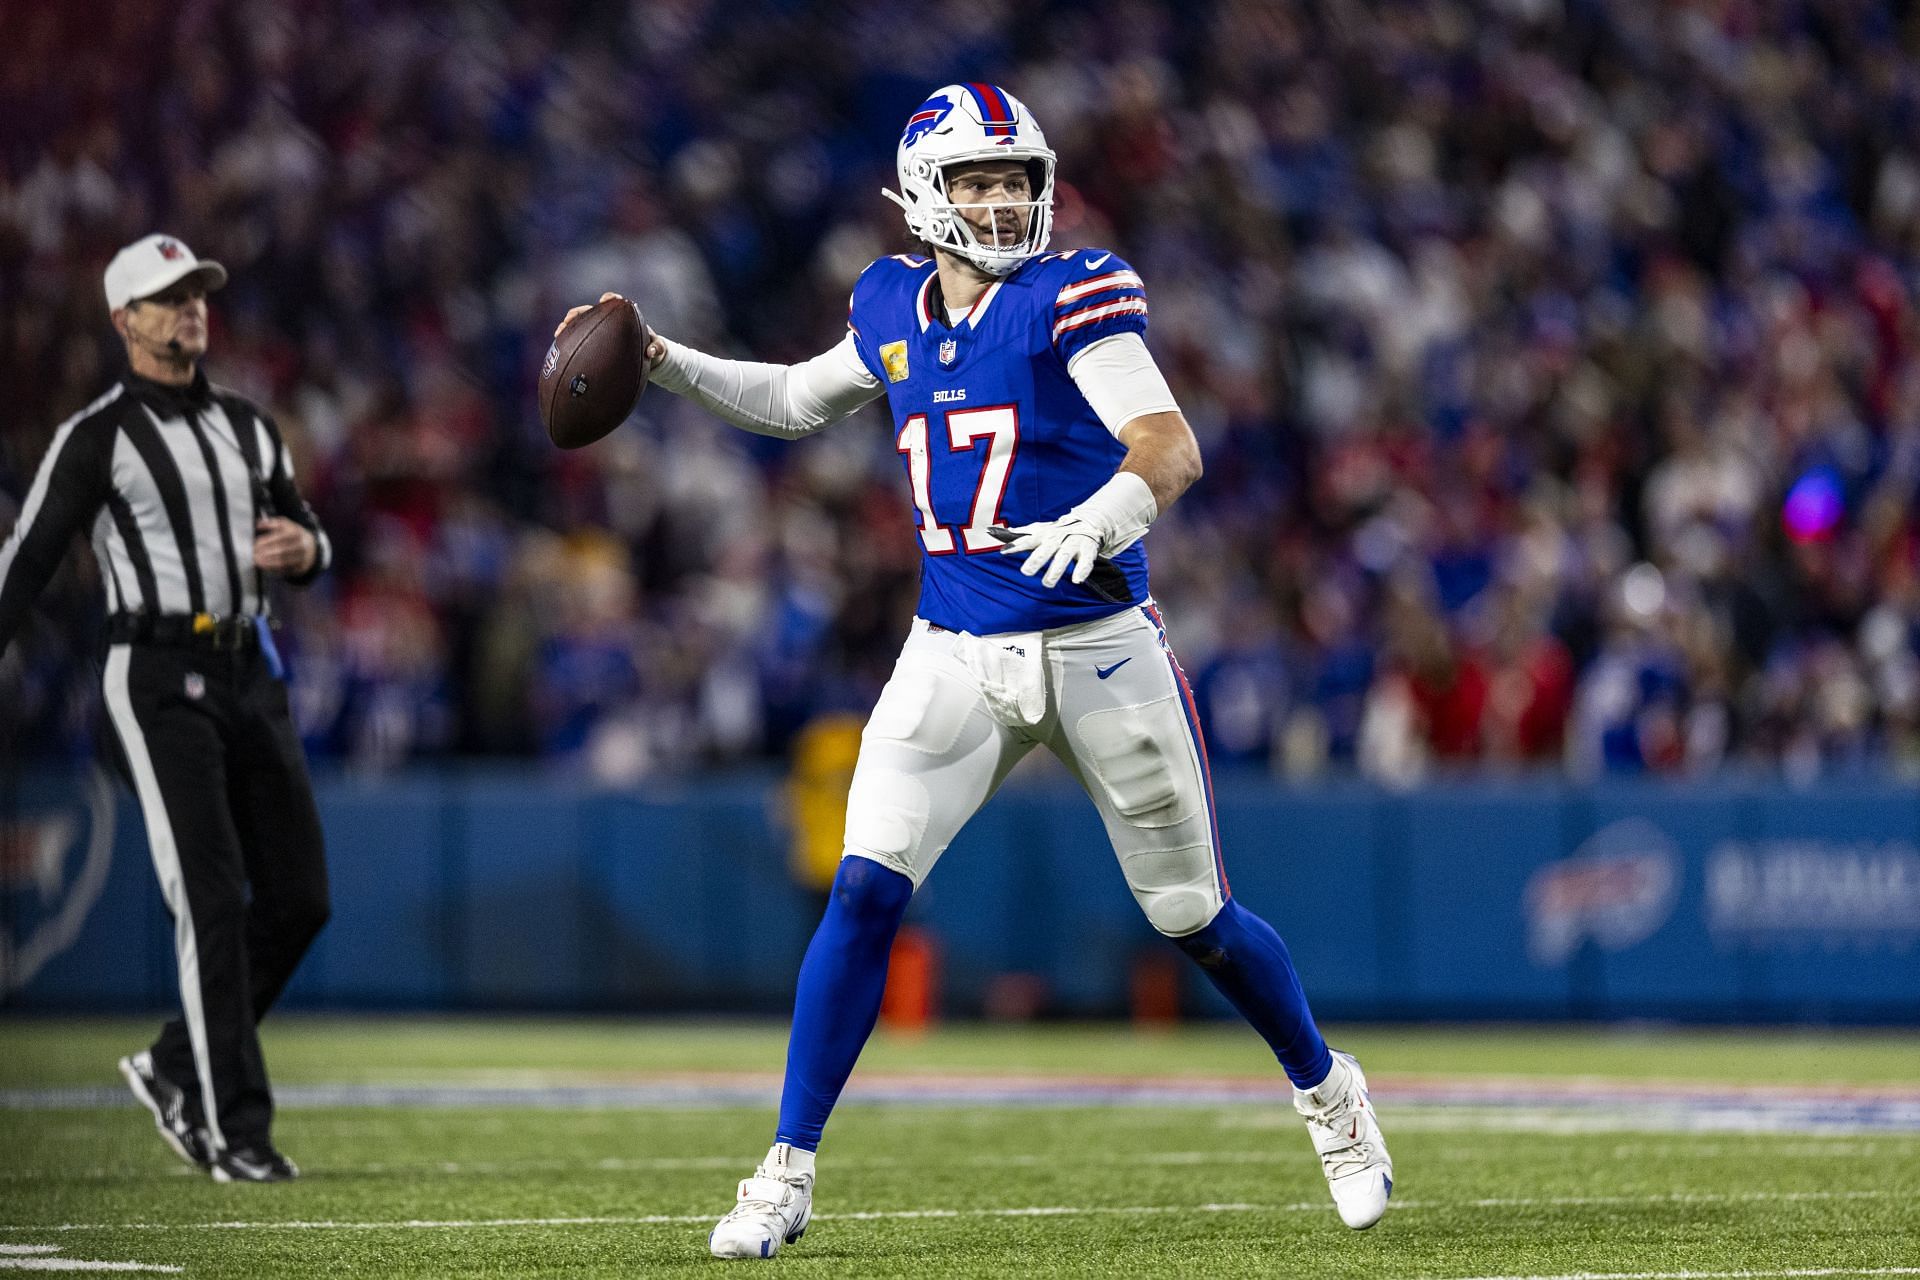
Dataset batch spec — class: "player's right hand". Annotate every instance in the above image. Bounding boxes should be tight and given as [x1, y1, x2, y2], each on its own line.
[555, 292, 666, 369]
[996, 515, 1103, 588]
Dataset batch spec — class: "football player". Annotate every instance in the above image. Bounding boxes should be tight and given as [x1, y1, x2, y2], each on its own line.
[558, 81, 1393, 1255]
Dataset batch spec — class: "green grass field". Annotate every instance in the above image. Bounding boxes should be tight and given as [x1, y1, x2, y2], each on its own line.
[2, 1018, 1917, 1278]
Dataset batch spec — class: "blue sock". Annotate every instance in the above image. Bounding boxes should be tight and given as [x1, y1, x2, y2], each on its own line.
[774, 855, 914, 1152]
[1173, 898, 1333, 1089]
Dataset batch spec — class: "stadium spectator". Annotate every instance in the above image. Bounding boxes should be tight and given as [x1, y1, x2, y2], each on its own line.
[7, 0, 1920, 784]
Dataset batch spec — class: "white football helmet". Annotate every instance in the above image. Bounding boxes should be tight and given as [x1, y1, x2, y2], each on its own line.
[882, 83, 1056, 277]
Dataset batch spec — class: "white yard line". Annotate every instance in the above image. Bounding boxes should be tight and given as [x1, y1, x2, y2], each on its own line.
[0, 1204, 1316, 1234]
[1606, 1140, 1909, 1159]
[0, 1247, 180, 1274]
[1442, 1270, 1920, 1280]
[1237, 1107, 1920, 1137]
[0, 1263, 181, 1274]
[1453, 1190, 1895, 1208]
[0, 1188, 1904, 1235]
[0, 1149, 1309, 1182]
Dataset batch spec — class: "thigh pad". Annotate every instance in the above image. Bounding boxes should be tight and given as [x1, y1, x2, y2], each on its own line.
[1074, 695, 1202, 829]
[842, 766, 932, 874]
[863, 659, 975, 757]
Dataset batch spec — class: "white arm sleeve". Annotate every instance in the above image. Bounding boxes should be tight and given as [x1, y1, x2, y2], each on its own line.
[650, 331, 885, 438]
[1065, 332, 1182, 438]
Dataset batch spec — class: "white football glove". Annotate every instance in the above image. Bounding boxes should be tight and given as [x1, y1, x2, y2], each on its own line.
[996, 472, 1158, 590]
[1001, 513, 1105, 588]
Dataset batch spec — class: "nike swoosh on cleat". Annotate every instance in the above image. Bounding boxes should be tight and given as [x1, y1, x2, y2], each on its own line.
[1095, 658, 1132, 680]
[1084, 252, 1112, 269]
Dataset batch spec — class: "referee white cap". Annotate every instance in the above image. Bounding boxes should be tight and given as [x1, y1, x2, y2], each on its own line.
[104, 234, 229, 311]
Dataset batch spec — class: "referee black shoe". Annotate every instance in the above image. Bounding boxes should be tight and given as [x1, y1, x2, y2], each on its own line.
[211, 1145, 300, 1183]
[117, 1051, 213, 1170]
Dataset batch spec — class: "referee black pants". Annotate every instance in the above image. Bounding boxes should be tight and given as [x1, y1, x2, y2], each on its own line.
[101, 639, 329, 1153]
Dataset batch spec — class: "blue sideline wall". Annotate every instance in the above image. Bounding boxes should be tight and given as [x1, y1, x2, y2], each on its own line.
[4, 771, 1918, 1022]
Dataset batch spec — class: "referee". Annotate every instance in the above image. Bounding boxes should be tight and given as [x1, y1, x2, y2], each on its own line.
[0, 234, 332, 1183]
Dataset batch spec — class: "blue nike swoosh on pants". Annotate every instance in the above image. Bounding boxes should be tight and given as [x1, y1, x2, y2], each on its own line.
[1095, 658, 1132, 680]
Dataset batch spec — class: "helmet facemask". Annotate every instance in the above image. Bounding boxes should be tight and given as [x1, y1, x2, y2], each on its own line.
[896, 156, 1055, 277]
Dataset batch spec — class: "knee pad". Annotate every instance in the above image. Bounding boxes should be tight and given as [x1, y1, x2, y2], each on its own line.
[1075, 697, 1203, 830]
[1172, 896, 1242, 966]
[829, 855, 914, 932]
[1122, 843, 1224, 937]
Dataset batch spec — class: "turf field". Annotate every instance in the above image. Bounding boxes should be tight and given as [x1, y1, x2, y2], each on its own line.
[1, 1019, 1916, 1278]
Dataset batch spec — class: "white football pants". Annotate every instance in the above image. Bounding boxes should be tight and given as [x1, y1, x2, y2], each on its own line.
[841, 603, 1228, 938]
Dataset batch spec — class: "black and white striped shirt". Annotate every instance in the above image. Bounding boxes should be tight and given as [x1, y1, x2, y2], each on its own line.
[0, 369, 331, 651]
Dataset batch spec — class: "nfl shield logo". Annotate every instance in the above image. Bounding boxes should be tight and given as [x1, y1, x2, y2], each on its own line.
[939, 337, 958, 368]
[184, 672, 205, 700]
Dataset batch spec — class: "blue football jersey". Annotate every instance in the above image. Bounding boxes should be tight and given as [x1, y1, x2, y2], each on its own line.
[848, 248, 1154, 634]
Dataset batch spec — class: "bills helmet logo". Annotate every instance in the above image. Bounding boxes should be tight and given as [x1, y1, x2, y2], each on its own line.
[157, 239, 185, 261]
[902, 95, 955, 148]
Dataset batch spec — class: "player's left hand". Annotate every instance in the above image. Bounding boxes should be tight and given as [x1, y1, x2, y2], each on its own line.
[254, 517, 317, 576]
[997, 515, 1103, 588]
[557, 292, 667, 369]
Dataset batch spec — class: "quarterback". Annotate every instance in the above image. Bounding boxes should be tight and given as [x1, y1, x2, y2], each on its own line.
[560, 82, 1393, 1256]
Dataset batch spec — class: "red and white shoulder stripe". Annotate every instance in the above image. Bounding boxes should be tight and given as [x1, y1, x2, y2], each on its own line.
[1055, 269, 1145, 306]
[1053, 296, 1149, 340]
[1052, 262, 1148, 341]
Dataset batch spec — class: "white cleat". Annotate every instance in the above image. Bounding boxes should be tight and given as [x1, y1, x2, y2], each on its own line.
[1294, 1050, 1394, 1229]
[708, 1143, 815, 1259]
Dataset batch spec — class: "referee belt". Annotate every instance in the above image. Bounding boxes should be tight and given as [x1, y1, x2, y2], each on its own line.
[107, 612, 262, 650]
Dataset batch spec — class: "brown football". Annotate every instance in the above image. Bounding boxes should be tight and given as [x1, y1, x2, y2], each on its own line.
[540, 298, 648, 449]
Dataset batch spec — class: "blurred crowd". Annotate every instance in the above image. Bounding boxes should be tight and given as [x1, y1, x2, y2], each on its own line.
[6, 0, 1920, 784]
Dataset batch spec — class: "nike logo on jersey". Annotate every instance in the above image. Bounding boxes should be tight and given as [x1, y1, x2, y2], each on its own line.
[1094, 658, 1132, 680]
[1084, 252, 1112, 270]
